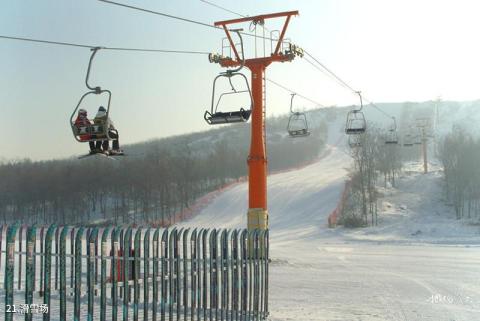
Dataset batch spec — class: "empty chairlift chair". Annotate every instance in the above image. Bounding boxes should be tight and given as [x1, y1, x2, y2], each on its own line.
[204, 72, 252, 125]
[403, 133, 414, 147]
[287, 93, 310, 137]
[385, 117, 399, 144]
[345, 91, 367, 135]
[204, 29, 252, 125]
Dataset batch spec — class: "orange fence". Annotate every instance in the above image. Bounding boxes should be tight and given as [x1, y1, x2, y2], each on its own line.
[328, 179, 351, 228]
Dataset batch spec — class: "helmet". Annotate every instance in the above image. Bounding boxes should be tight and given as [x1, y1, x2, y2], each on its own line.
[78, 109, 87, 115]
[98, 106, 106, 112]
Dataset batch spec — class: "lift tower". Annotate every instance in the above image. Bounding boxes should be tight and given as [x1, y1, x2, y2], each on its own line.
[212, 11, 300, 231]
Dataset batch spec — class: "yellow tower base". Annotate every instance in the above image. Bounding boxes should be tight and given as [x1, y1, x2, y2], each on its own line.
[247, 208, 269, 230]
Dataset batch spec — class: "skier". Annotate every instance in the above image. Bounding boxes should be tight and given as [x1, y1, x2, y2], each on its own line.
[74, 109, 96, 153]
[93, 106, 121, 154]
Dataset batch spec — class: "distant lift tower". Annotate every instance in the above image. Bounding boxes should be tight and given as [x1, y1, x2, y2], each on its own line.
[212, 11, 301, 231]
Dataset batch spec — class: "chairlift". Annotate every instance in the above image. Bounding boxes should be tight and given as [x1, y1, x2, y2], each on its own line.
[70, 47, 115, 143]
[385, 117, 399, 144]
[345, 91, 367, 134]
[403, 133, 414, 147]
[287, 94, 310, 137]
[204, 30, 253, 125]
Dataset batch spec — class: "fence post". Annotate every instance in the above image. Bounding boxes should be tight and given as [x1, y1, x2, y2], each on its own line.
[111, 227, 120, 321]
[25, 225, 37, 321]
[74, 227, 85, 321]
[0, 224, 5, 275]
[143, 228, 151, 321]
[160, 229, 169, 321]
[152, 228, 160, 321]
[133, 228, 142, 321]
[43, 224, 56, 321]
[264, 230, 269, 318]
[240, 229, 248, 321]
[209, 229, 218, 320]
[231, 230, 239, 321]
[5, 224, 19, 321]
[198, 229, 206, 321]
[70, 228, 75, 289]
[59, 226, 69, 321]
[88, 228, 99, 321]
[182, 228, 190, 321]
[122, 227, 132, 321]
[190, 229, 197, 321]
[19, 224, 27, 291]
[176, 228, 184, 319]
[55, 226, 60, 291]
[168, 228, 177, 321]
[99, 227, 110, 321]
[202, 229, 208, 320]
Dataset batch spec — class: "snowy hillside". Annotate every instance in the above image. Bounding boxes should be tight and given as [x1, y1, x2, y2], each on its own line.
[178, 116, 480, 320]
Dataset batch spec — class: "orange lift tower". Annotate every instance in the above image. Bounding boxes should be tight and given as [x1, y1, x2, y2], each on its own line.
[212, 11, 302, 231]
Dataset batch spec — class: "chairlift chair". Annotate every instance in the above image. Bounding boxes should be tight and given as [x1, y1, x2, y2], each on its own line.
[70, 47, 115, 143]
[287, 93, 310, 137]
[204, 30, 253, 125]
[385, 117, 399, 144]
[345, 91, 367, 135]
[403, 133, 414, 147]
[204, 73, 253, 125]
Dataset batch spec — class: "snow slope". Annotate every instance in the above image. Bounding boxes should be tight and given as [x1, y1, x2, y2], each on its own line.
[180, 119, 480, 320]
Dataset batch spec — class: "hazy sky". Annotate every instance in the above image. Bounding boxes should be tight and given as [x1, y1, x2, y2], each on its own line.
[1, 0, 480, 160]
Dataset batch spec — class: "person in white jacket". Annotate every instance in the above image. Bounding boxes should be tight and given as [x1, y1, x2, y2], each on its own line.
[93, 106, 120, 152]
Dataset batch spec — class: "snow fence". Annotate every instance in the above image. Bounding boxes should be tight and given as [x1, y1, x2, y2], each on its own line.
[0, 224, 269, 321]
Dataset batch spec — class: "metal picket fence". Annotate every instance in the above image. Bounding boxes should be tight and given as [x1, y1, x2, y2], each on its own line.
[0, 224, 269, 321]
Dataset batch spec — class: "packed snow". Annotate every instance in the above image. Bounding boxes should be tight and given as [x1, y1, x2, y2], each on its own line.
[180, 120, 480, 321]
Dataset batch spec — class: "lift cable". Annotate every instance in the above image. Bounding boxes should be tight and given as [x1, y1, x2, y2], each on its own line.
[196, 0, 394, 120]
[0, 35, 211, 55]
[199, 0, 247, 18]
[266, 78, 325, 108]
[303, 49, 393, 119]
[97, 0, 221, 30]
[97, 0, 283, 42]
[1, 35, 323, 107]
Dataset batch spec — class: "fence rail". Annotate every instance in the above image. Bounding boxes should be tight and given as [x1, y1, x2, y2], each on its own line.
[0, 224, 269, 321]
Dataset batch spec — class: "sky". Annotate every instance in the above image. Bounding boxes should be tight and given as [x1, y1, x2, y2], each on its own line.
[1, 0, 480, 160]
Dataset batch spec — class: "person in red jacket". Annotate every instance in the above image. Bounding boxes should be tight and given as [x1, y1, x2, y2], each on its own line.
[74, 109, 96, 153]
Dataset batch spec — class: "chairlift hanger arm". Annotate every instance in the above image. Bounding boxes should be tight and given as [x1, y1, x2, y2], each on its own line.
[85, 47, 104, 92]
[290, 93, 296, 114]
[356, 91, 363, 112]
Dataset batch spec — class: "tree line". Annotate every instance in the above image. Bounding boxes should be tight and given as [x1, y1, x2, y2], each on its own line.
[438, 126, 480, 220]
[0, 115, 327, 225]
[340, 125, 403, 227]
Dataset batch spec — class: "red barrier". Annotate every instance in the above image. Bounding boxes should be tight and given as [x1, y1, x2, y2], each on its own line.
[328, 179, 351, 228]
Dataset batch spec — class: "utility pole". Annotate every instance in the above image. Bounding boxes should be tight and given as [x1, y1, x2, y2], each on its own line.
[422, 127, 428, 173]
[416, 118, 430, 174]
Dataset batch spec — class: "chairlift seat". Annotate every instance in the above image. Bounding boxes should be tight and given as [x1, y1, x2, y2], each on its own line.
[385, 139, 398, 145]
[345, 127, 366, 134]
[288, 129, 310, 137]
[204, 108, 251, 125]
[287, 111, 310, 138]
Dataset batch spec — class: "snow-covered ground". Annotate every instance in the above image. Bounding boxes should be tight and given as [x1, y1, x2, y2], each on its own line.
[180, 121, 480, 320]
